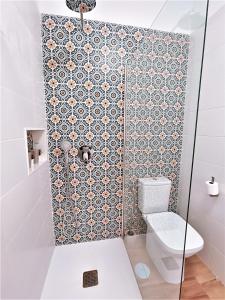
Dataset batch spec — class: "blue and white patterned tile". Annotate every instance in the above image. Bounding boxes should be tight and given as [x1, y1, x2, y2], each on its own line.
[42, 13, 189, 244]
[51, 25, 69, 45]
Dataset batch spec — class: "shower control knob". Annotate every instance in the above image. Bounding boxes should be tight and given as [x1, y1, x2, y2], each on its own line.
[78, 145, 93, 164]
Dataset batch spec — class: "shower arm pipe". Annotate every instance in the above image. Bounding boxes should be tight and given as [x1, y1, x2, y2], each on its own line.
[80, 10, 84, 29]
[66, 0, 96, 30]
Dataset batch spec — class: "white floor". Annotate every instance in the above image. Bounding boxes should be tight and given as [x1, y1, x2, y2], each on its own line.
[41, 238, 142, 299]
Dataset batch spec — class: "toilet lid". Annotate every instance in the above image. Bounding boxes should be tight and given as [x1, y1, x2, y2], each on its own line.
[146, 212, 204, 255]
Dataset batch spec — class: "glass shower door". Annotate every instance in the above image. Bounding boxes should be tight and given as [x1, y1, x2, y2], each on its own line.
[123, 1, 209, 299]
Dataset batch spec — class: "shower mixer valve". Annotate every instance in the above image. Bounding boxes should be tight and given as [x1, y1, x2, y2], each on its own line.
[78, 145, 93, 164]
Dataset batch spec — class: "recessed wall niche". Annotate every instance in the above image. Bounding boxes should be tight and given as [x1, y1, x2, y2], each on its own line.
[24, 128, 47, 175]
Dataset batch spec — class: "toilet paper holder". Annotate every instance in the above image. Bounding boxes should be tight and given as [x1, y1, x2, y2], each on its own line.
[206, 176, 219, 197]
[78, 145, 93, 164]
[209, 176, 215, 184]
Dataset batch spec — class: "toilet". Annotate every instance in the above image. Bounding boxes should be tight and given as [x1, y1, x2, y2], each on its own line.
[138, 177, 204, 284]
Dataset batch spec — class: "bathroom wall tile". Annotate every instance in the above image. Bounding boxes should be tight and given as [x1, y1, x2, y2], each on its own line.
[209, 246, 225, 285]
[191, 160, 225, 225]
[1, 163, 51, 244]
[42, 14, 189, 243]
[1, 31, 41, 102]
[209, 220, 225, 255]
[194, 136, 225, 166]
[0, 87, 36, 141]
[28, 226, 54, 298]
[190, 206, 225, 255]
[1, 2, 55, 299]
[199, 43, 225, 111]
[183, 111, 197, 136]
[204, 4, 225, 55]
[124, 43, 189, 232]
[197, 107, 225, 137]
[1, 139, 28, 196]
[2, 206, 53, 299]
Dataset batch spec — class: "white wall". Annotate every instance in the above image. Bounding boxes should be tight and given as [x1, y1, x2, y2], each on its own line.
[178, 20, 206, 219]
[0, 1, 55, 298]
[37, 0, 208, 34]
[179, 2, 225, 284]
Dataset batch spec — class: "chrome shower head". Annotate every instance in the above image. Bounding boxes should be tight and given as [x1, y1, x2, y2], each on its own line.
[66, 0, 96, 29]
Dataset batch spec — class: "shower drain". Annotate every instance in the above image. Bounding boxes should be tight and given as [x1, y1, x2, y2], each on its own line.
[83, 270, 98, 288]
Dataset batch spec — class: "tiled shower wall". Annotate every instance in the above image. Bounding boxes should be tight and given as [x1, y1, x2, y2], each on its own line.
[124, 41, 189, 234]
[42, 14, 189, 245]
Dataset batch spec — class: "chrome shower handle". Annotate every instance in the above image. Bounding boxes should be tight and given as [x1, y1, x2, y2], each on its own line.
[78, 145, 93, 164]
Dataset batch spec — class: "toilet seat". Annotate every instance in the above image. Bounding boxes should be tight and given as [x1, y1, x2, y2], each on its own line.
[146, 212, 204, 256]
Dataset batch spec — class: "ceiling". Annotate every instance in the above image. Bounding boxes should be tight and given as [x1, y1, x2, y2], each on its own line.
[37, 0, 225, 34]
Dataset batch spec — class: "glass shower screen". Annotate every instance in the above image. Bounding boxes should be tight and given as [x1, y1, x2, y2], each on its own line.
[123, 1, 208, 299]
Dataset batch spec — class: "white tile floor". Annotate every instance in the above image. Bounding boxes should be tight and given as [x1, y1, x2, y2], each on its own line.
[41, 237, 142, 299]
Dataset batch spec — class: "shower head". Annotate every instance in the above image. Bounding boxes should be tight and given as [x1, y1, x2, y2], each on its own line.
[61, 140, 72, 152]
[66, 0, 96, 28]
[66, 0, 96, 13]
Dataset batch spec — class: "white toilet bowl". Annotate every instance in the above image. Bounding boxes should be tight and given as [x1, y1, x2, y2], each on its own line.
[138, 177, 204, 284]
[144, 211, 204, 284]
